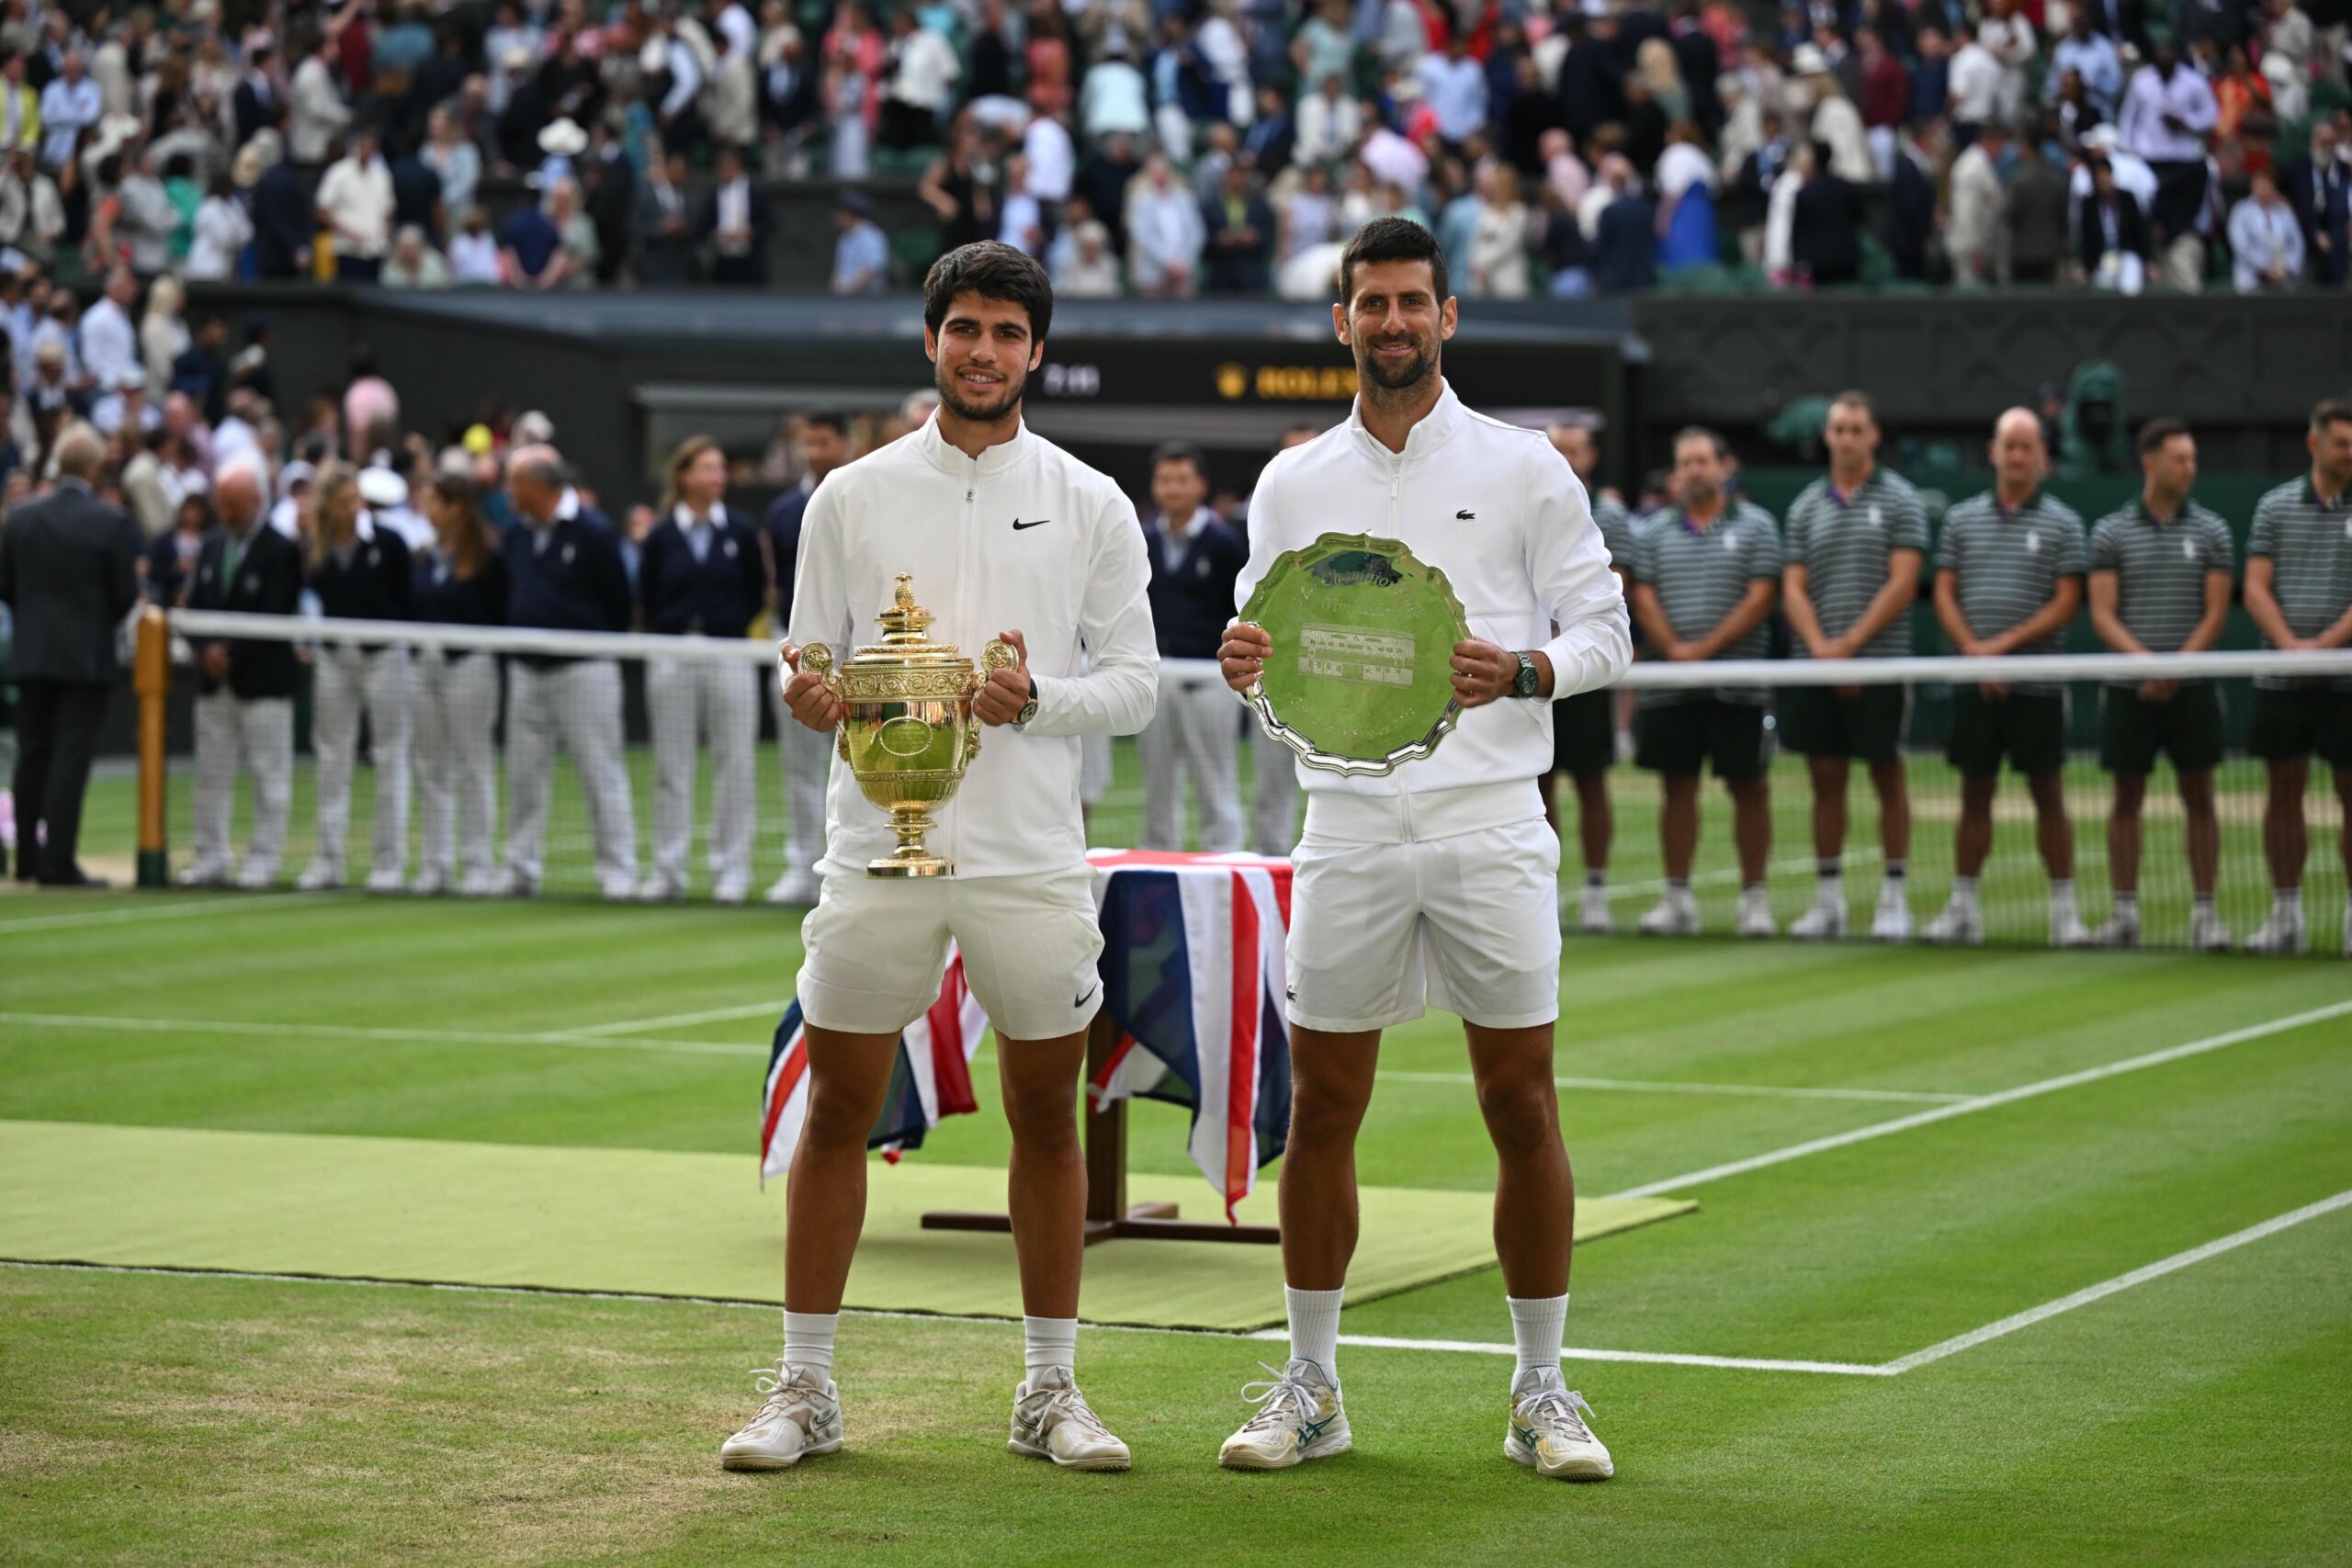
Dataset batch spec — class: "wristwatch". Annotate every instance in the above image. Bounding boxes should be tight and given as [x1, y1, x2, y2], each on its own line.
[1015, 677, 1040, 727]
[1510, 651, 1543, 699]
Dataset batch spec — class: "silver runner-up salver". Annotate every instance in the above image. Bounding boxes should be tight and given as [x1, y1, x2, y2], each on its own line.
[1238, 531, 1473, 777]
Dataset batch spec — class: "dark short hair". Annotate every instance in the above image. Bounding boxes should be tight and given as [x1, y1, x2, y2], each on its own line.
[2137, 416, 2191, 455]
[1151, 440, 1207, 480]
[802, 409, 849, 436]
[923, 242, 1054, 344]
[1336, 216, 1450, 308]
[1829, 389, 1876, 421]
[2312, 399, 2352, 434]
[1672, 424, 1727, 460]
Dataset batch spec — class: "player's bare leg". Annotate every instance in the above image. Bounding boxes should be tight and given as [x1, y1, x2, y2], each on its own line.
[2027, 769, 2086, 946]
[1868, 758, 1912, 939]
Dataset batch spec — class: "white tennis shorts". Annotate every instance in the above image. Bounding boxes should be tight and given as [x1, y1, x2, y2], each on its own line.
[795, 865, 1104, 1041]
[1284, 814, 1563, 1032]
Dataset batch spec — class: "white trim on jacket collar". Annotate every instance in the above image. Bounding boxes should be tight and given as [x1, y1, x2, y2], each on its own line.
[915, 411, 1033, 479]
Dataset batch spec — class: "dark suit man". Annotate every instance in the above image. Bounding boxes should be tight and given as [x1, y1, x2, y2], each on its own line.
[0, 427, 140, 885]
[2078, 166, 2152, 278]
[251, 152, 314, 279]
[698, 144, 772, 286]
[2279, 129, 2351, 287]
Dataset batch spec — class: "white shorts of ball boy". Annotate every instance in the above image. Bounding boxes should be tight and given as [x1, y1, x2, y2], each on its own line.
[1284, 798, 1563, 1034]
[796, 865, 1105, 1041]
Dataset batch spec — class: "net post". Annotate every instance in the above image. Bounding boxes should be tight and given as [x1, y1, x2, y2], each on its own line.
[132, 607, 170, 889]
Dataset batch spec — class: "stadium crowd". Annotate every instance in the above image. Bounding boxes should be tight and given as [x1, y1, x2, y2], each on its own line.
[0, 303, 2346, 951]
[0, 0, 2340, 296]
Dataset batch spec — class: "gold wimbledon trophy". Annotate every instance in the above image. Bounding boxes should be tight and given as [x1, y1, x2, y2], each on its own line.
[790, 575, 1015, 878]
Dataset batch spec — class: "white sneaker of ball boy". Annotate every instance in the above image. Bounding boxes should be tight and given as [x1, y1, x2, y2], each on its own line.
[1216, 220, 1629, 1483]
[719, 243, 1157, 1474]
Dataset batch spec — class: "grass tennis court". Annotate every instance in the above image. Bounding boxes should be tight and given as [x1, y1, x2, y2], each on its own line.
[4, 890, 2349, 1563]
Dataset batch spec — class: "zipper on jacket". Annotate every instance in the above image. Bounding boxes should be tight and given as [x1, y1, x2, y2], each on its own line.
[948, 451, 980, 870]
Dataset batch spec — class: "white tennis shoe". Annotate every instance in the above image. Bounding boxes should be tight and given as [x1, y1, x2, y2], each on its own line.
[1736, 886, 1776, 938]
[1506, 1368, 1614, 1481]
[1008, 1366, 1130, 1471]
[1871, 884, 1911, 942]
[1921, 897, 1983, 946]
[1637, 891, 1699, 936]
[1788, 896, 1846, 940]
[719, 1362, 843, 1472]
[2242, 908, 2307, 955]
[1577, 883, 1614, 935]
[1218, 1359, 1351, 1470]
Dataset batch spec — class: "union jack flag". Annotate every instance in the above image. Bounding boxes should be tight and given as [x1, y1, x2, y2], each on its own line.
[758, 951, 989, 1185]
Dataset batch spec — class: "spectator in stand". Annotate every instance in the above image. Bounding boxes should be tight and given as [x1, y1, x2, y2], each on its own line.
[1792, 141, 1865, 286]
[1794, 46, 1871, 182]
[881, 8, 959, 151]
[1295, 73, 1361, 165]
[1885, 120, 1940, 278]
[2229, 170, 2306, 290]
[79, 266, 140, 395]
[922, 115, 1002, 256]
[2279, 120, 2350, 286]
[448, 208, 503, 285]
[287, 31, 351, 166]
[1050, 210, 1123, 296]
[1911, 27, 1951, 126]
[1201, 164, 1275, 293]
[2119, 39, 2218, 291]
[1129, 152, 1204, 297]
[2006, 135, 2071, 285]
[636, 147, 699, 285]
[316, 126, 396, 283]
[1654, 120, 1718, 273]
[382, 225, 450, 288]
[1947, 120, 2008, 284]
[702, 142, 771, 286]
[1589, 155, 1656, 292]
[1418, 33, 1487, 148]
[409, 474, 510, 897]
[185, 172, 250, 283]
[1853, 27, 1910, 176]
[2050, 8, 2124, 119]
[38, 50, 99, 171]
[1947, 25, 2001, 145]
[1080, 47, 1151, 142]
[1979, 0, 2037, 125]
[831, 189, 889, 295]
[1466, 163, 1532, 297]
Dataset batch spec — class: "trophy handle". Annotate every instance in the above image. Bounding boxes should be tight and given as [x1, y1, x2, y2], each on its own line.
[796, 641, 836, 698]
[979, 638, 1018, 682]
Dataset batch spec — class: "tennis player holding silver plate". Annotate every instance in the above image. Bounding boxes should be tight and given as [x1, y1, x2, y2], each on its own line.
[1216, 219, 1632, 1482]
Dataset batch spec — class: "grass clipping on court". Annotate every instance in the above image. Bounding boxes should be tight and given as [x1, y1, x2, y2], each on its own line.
[0, 1122, 1692, 1330]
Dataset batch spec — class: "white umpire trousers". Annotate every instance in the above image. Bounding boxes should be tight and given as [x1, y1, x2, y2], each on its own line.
[190, 693, 293, 882]
[1250, 722, 1300, 858]
[649, 654, 758, 895]
[311, 645, 413, 879]
[1136, 673, 1241, 852]
[503, 658, 638, 896]
[412, 649, 502, 888]
[768, 682, 830, 883]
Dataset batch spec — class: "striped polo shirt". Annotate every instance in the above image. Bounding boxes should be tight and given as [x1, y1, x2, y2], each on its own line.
[2246, 477, 2352, 692]
[1783, 468, 1931, 658]
[1593, 494, 1637, 574]
[1630, 499, 1783, 706]
[2087, 497, 2233, 686]
[1934, 490, 2087, 695]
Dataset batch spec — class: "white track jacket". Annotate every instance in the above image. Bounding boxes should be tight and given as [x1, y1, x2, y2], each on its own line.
[1237, 381, 1632, 842]
[787, 417, 1158, 878]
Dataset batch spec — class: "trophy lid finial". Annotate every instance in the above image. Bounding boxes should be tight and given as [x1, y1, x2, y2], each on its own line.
[876, 574, 934, 643]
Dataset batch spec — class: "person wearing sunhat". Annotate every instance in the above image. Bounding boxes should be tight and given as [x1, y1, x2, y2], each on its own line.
[536, 115, 587, 188]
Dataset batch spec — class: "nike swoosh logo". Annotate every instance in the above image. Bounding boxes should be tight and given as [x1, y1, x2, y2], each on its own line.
[1074, 983, 1098, 1008]
[1012, 518, 1051, 531]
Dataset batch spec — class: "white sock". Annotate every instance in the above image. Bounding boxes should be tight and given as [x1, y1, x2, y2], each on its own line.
[783, 1310, 838, 1379]
[2113, 892, 2140, 917]
[2192, 893, 2215, 911]
[1952, 875, 1980, 907]
[2278, 887, 2303, 917]
[1507, 1293, 1569, 1383]
[1285, 1285, 1345, 1382]
[2050, 878, 2076, 911]
[1023, 1315, 1078, 1377]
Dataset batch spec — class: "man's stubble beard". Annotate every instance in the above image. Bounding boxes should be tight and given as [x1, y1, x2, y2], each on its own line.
[934, 358, 1028, 425]
[1352, 335, 1438, 396]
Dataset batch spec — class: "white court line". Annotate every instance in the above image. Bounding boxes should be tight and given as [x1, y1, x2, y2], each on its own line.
[1606, 998, 2352, 1201]
[0, 893, 326, 935]
[556, 999, 792, 1038]
[0, 1259, 1883, 1377]
[1381, 1071, 1965, 1106]
[0, 1011, 763, 1058]
[1243, 1327, 1887, 1377]
[1881, 1189, 2352, 1375]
